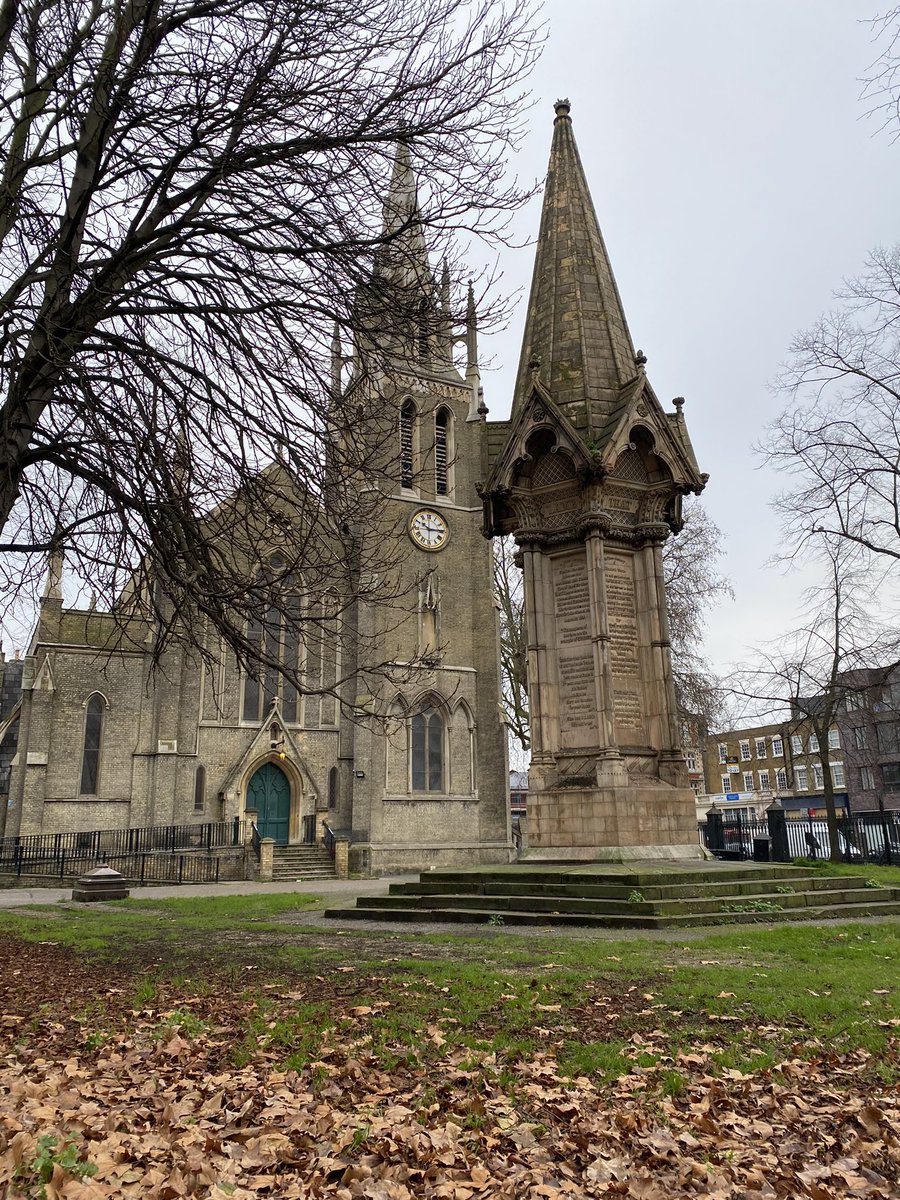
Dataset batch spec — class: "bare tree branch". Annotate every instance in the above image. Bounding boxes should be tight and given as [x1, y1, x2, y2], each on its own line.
[0, 0, 541, 691]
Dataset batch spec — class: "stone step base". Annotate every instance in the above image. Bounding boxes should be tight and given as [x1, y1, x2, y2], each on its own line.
[326, 899, 900, 928]
[324, 864, 900, 928]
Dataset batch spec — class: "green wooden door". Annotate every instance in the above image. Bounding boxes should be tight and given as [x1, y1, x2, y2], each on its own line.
[248, 763, 291, 845]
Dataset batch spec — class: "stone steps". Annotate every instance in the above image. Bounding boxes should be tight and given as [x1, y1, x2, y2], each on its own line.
[271, 845, 336, 880]
[324, 864, 900, 928]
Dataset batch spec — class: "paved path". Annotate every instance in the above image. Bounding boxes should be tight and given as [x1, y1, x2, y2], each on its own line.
[0, 876, 419, 909]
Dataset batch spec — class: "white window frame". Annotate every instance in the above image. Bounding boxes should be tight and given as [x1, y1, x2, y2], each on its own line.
[795, 766, 808, 791]
[813, 763, 824, 789]
[758, 769, 770, 791]
[720, 775, 731, 793]
[776, 767, 787, 790]
[828, 729, 840, 749]
[830, 762, 845, 788]
[809, 734, 819, 753]
[743, 772, 754, 792]
[860, 766, 875, 790]
[771, 736, 783, 757]
[791, 735, 802, 754]
[739, 740, 751, 761]
[755, 738, 766, 759]
[718, 743, 728, 764]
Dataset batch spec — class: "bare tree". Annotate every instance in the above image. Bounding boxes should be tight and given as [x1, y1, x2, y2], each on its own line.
[493, 536, 529, 752]
[862, 6, 900, 140]
[494, 496, 731, 755]
[0, 0, 539, 683]
[766, 245, 900, 566]
[732, 541, 894, 862]
[662, 495, 732, 726]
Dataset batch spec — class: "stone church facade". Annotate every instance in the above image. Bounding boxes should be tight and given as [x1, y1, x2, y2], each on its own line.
[5, 101, 704, 870]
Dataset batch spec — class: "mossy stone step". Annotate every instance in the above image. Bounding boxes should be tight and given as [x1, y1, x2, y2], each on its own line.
[357, 885, 899, 918]
[388, 874, 861, 903]
[324, 898, 900, 929]
[325, 862, 900, 929]
[416, 866, 810, 889]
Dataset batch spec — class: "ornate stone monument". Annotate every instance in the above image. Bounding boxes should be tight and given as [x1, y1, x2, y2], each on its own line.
[481, 100, 708, 859]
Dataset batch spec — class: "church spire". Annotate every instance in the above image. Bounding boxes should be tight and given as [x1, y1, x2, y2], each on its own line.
[512, 100, 639, 436]
[376, 140, 431, 291]
[365, 140, 459, 374]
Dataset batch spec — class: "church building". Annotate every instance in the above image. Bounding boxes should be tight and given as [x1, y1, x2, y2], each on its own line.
[4, 101, 705, 870]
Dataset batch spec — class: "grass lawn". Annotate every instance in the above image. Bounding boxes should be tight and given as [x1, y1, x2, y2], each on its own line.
[0, 891, 898, 1196]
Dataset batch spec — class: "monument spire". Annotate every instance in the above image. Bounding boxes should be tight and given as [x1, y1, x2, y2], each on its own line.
[512, 99, 638, 436]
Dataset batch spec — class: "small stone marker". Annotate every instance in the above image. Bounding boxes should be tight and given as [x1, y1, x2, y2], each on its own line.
[72, 863, 129, 903]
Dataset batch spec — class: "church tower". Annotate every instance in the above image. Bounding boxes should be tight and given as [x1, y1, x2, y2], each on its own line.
[338, 144, 511, 874]
[481, 101, 707, 859]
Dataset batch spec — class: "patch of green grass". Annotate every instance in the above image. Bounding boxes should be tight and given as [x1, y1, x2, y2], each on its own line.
[0, 890, 321, 962]
[16, 1134, 97, 1199]
[123, 892, 320, 919]
[154, 1008, 208, 1039]
[558, 1040, 628, 1079]
[792, 860, 900, 886]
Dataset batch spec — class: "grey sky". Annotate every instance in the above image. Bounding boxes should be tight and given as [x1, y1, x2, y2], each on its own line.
[482, 0, 900, 671]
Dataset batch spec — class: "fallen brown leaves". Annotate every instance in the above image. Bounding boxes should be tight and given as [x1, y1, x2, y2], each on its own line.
[1, 941, 899, 1198]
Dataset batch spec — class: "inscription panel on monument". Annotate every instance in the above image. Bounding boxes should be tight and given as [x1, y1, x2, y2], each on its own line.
[551, 552, 598, 750]
[604, 551, 646, 742]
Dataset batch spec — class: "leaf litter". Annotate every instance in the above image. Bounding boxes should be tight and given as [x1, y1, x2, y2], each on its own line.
[0, 937, 898, 1198]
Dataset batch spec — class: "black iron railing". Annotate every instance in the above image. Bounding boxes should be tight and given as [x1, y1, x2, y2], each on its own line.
[322, 821, 336, 861]
[699, 810, 900, 865]
[0, 817, 243, 878]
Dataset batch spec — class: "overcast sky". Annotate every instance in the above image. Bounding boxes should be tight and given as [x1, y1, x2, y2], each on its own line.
[481, 0, 900, 673]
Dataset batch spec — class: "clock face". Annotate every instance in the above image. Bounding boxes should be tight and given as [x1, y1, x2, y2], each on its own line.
[409, 508, 450, 551]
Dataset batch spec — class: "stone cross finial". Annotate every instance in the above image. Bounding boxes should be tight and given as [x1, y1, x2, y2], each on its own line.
[634, 349, 647, 369]
[554, 98, 571, 119]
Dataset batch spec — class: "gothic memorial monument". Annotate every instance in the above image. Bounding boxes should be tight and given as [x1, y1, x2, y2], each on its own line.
[481, 101, 708, 859]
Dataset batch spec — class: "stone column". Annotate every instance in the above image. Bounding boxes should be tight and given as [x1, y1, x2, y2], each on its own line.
[522, 546, 553, 765]
[649, 540, 682, 755]
[334, 837, 350, 880]
[766, 799, 789, 862]
[259, 837, 275, 882]
[586, 530, 616, 753]
[705, 804, 724, 854]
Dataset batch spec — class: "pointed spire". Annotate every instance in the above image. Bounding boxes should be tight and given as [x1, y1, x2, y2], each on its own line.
[512, 100, 638, 437]
[465, 281, 478, 373]
[377, 141, 431, 290]
[41, 532, 64, 602]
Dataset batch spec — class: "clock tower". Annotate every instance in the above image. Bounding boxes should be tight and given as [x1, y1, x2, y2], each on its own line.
[334, 144, 512, 875]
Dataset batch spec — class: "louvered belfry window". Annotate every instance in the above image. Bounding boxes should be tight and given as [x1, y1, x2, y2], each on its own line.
[400, 400, 415, 488]
[435, 409, 449, 495]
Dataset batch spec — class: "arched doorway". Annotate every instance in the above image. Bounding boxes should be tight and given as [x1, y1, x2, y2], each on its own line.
[247, 763, 291, 844]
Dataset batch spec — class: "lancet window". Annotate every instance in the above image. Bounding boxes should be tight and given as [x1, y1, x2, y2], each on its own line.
[435, 408, 450, 495]
[411, 707, 444, 792]
[80, 693, 105, 794]
[400, 400, 416, 489]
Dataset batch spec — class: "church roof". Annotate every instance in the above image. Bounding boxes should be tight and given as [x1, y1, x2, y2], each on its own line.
[512, 100, 641, 441]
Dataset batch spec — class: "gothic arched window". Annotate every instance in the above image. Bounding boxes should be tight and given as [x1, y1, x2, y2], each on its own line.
[80, 694, 105, 795]
[194, 765, 206, 812]
[328, 766, 339, 810]
[435, 408, 450, 495]
[411, 707, 444, 792]
[400, 400, 416, 489]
